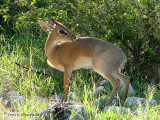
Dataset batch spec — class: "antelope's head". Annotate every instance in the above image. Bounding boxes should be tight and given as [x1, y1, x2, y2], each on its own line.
[38, 18, 76, 43]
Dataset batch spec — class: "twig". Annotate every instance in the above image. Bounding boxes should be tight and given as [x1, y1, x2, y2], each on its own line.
[142, 20, 159, 40]
[14, 62, 49, 76]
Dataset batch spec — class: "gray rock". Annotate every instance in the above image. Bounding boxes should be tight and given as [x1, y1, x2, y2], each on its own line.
[68, 105, 88, 120]
[9, 96, 26, 108]
[100, 80, 108, 87]
[135, 107, 145, 114]
[40, 107, 56, 120]
[104, 106, 131, 112]
[1, 90, 26, 109]
[126, 97, 157, 107]
[126, 97, 146, 107]
[132, 107, 146, 115]
[38, 101, 88, 120]
[58, 93, 65, 101]
[95, 86, 105, 95]
[119, 81, 135, 95]
[99, 80, 135, 96]
[148, 99, 157, 106]
[7, 90, 19, 97]
[1, 100, 12, 108]
[0, 90, 19, 100]
[49, 95, 60, 103]
[0, 90, 7, 100]
[139, 107, 145, 113]
[2, 96, 26, 108]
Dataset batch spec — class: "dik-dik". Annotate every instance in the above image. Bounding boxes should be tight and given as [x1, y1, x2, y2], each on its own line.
[38, 18, 130, 106]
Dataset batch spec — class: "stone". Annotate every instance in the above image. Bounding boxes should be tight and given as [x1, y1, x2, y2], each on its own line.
[135, 107, 145, 114]
[38, 101, 88, 120]
[7, 90, 19, 97]
[1, 90, 26, 109]
[100, 80, 108, 87]
[139, 107, 145, 113]
[1, 100, 12, 108]
[68, 105, 88, 120]
[49, 95, 60, 102]
[126, 97, 146, 107]
[95, 86, 105, 95]
[0, 90, 7, 100]
[39, 107, 56, 120]
[9, 96, 26, 108]
[104, 106, 131, 112]
[99, 80, 135, 96]
[2, 96, 26, 108]
[58, 93, 65, 101]
[119, 81, 135, 95]
[148, 99, 157, 106]
[126, 97, 157, 107]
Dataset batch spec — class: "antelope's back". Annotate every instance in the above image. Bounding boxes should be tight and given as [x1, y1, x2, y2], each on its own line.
[74, 37, 127, 70]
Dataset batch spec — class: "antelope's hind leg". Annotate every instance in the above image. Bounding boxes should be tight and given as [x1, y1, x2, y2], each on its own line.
[95, 69, 120, 106]
[113, 70, 130, 102]
[104, 73, 120, 106]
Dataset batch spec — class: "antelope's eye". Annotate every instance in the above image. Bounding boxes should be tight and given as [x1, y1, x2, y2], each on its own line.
[59, 30, 67, 35]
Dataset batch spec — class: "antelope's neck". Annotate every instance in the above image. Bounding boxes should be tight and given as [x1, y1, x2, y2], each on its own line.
[45, 33, 58, 58]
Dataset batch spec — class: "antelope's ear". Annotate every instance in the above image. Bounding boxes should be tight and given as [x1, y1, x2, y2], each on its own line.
[38, 21, 54, 32]
[48, 18, 57, 26]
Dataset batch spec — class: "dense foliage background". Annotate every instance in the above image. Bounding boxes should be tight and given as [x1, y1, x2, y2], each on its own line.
[0, 0, 160, 94]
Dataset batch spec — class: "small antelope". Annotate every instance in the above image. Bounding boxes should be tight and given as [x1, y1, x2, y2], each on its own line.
[38, 18, 130, 106]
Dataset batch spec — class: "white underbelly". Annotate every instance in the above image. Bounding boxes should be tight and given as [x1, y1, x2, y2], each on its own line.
[47, 59, 53, 67]
[74, 56, 92, 70]
[47, 59, 64, 71]
[47, 56, 92, 71]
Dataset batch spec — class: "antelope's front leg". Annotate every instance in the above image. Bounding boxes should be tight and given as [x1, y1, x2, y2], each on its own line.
[64, 68, 72, 102]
